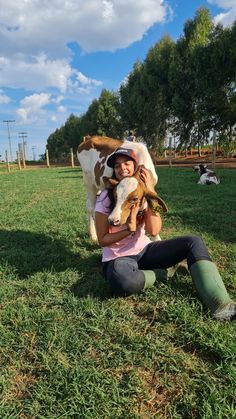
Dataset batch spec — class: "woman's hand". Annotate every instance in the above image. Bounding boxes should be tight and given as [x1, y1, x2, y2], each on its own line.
[140, 167, 155, 191]
[126, 202, 140, 232]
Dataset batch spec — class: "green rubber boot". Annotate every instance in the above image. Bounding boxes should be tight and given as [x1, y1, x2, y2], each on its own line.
[190, 260, 236, 320]
[142, 269, 167, 290]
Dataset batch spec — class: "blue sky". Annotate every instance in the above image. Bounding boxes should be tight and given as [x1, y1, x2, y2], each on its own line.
[0, 0, 235, 160]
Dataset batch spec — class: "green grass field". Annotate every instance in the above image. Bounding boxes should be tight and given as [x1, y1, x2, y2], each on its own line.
[0, 166, 235, 418]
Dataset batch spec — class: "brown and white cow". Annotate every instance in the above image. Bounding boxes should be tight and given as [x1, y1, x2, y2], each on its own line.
[77, 135, 158, 241]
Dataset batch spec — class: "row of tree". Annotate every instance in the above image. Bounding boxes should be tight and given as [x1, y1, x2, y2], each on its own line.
[47, 8, 236, 159]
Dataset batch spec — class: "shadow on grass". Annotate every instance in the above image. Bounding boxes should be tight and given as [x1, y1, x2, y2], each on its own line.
[165, 275, 196, 299]
[0, 229, 78, 278]
[72, 237, 111, 300]
[71, 273, 111, 301]
[0, 229, 111, 300]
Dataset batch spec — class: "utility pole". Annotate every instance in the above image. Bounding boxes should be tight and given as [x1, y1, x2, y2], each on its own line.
[32, 146, 37, 161]
[18, 132, 28, 160]
[3, 119, 15, 162]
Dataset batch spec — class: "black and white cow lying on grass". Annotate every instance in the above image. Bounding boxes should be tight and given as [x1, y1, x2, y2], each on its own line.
[193, 164, 220, 185]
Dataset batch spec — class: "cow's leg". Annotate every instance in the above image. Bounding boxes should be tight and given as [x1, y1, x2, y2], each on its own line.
[82, 173, 98, 242]
[87, 187, 97, 242]
[86, 188, 98, 242]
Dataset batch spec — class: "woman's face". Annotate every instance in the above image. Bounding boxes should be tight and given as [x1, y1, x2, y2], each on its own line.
[113, 156, 135, 181]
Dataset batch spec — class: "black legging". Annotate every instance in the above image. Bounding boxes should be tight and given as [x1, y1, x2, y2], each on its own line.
[103, 235, 212, 295]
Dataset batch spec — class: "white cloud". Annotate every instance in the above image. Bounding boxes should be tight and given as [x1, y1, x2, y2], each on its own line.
[0, 53, 102, 95]
[208, 0, 236, 7]
[16, 93, 51, 123]
[76, 71, 102, 87]
[208, 0, 236, 26]
[102, 0, 115, 21]
[0, 90, 11, 104]
[57, 105, 67, 113]
[0, 54, 73, 92]
[20, 93, 51, 108]
[52, 95, 64, 104]
[0, 0, 170, 55]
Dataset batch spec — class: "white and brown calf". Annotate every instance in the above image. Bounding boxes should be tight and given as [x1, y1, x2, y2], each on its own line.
[77, 135, 158, 241]
[104, 165, 168, 241]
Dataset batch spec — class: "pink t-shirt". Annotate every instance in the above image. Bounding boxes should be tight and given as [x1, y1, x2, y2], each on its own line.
[95, 189, 151, 262]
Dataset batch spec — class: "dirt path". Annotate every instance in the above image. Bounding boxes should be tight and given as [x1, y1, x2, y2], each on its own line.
[155, 157, 236, 169]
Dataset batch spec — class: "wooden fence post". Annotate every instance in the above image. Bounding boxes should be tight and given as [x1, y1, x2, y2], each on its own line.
[5, 150, 10, 173]
[16, 151, 22, 170]
[70, 148, 75, 168]
[46, 148, 50, 168]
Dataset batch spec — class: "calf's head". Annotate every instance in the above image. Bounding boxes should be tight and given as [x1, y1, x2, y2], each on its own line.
[103, 165, 168, 226]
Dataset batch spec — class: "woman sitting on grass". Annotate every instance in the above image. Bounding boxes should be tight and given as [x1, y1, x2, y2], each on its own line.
[95, 148, 236, 321]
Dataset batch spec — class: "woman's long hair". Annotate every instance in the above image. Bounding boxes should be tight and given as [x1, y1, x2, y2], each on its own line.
[107, 172, 117, 211]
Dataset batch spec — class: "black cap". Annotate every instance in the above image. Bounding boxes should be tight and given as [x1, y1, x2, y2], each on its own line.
[107, 148, 138, 168]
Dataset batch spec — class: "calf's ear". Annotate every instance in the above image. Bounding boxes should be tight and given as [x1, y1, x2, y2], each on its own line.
[135, 165, 155, 183]
[103, 176, 119, 189]
[146, 190, 168, 214]
[135, 165, 168, 213]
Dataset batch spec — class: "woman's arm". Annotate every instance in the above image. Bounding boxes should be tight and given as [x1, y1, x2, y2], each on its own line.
[144, 208, 162, 237]
[139, 167, 162, 237]
[95, 206, 139, 247]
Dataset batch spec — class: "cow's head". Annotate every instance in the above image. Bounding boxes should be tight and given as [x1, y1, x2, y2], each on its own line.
[103, 165, 168, 226]
[193, 164, 208, 175]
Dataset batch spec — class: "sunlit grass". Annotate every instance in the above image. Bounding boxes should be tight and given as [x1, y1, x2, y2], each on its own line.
[0, 167, 235, 418]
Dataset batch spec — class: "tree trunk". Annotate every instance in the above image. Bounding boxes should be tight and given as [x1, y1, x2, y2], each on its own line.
[212, 131, 216, 169]
[198, 143, 201, 157]
[169, 136, 172, 168]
